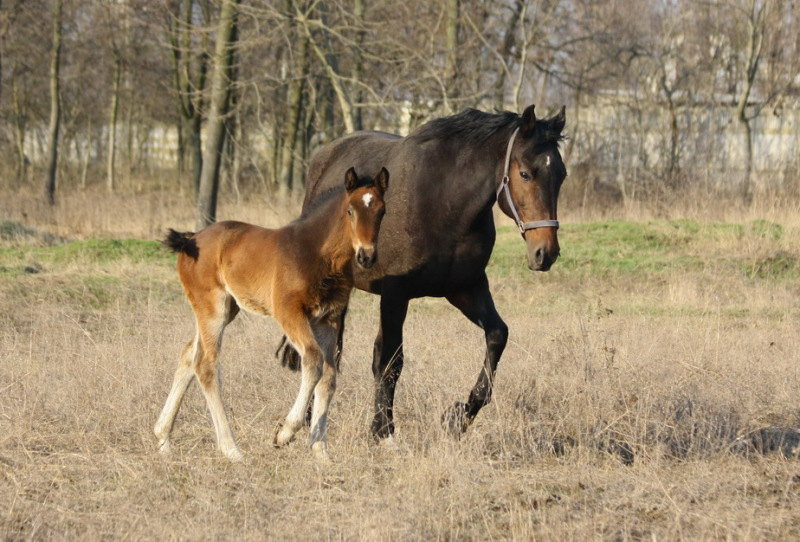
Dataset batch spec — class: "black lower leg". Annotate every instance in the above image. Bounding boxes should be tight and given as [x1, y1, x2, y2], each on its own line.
[370, 290, 409, 439]
[444, 275, 508, 434]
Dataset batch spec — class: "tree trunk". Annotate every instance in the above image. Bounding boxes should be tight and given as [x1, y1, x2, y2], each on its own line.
[195, 0, 239, 229]
[80, 119, 92, 189]
[107, 50, 122, 192]
[167, 0, 209, 194]
[741, 118, 754, 200]
[11, 67, 27, 187]
[493, 0, 523, 111]
[444, 0, 460, 113]
[299, 1, 355, 133]
[278, 22, 309, 196]
[735, 0, 766, 199]
[43, 0, 63, 206]
[351, 0, 365, 130]
[190, 114, 203, 193]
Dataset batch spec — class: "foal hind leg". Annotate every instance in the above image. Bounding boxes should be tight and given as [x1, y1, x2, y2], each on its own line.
[154, 336, 201, 453]
[274, 310, 324, 448]
[193, 294, 243, 460]
[443, 274, 508, 436]
[308, 321, 339, 460]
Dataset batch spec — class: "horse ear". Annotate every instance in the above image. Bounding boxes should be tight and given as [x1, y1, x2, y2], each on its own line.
[375, 167, 390, 193]
[344, 167, 359, 192]
[520, 104, 536, 136]
[549, 106, 566, 135]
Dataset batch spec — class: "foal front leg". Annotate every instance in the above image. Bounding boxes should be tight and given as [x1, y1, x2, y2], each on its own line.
[274, 314, 324, 450]
[308, 321, 339, 461]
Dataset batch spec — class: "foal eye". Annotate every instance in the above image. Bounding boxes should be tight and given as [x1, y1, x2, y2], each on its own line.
[347, 208, 353, 216]
[520, 171, 531, 182]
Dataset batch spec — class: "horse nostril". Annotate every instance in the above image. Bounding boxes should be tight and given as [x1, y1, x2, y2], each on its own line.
[534, 247, 545, 266]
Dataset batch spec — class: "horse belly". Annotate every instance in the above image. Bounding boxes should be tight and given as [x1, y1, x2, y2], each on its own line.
[226, 286, 272, 317]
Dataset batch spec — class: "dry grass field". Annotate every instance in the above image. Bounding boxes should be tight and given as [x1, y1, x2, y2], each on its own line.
[1, 189, 799, 540]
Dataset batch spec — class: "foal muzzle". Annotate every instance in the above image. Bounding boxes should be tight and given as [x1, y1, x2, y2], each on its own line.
[356, 246, 377, 268]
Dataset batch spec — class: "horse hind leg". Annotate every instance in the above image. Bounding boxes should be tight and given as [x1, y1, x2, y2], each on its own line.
[193, 294, 243, 461]
[154, 336, 201, 454]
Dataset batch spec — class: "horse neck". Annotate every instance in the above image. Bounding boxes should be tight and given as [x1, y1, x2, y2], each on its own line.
[453, 125, 519, 209]
[295, 195, 353, 277]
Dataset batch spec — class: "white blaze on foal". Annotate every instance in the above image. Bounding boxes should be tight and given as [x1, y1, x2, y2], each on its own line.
[363, 193, 374, 207]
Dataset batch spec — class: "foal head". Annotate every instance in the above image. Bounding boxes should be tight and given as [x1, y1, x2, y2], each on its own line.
[499, 105, 567, 271]
[344, 166, 389, 268]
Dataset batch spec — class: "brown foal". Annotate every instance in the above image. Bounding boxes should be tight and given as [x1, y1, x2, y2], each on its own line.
[154, 167, 389, 461]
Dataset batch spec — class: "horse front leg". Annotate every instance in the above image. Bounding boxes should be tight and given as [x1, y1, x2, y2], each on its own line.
[371, 284, 409, 442]
[443, 273, 508, 436]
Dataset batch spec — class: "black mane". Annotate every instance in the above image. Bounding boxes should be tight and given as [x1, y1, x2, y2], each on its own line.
[409, 108, 565, 146]
[409, 109, 519, 145]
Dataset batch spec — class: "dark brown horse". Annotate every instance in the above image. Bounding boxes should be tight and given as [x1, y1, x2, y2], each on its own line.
[278, 105, 566, 443]
[156, 167, 388, 461]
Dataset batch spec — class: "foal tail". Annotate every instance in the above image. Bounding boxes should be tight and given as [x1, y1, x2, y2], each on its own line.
[164, 228, 199, 260]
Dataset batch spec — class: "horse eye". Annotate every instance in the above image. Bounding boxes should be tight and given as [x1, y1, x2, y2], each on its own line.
[347, 208, 353, 216]
[520, 171, 531, 182]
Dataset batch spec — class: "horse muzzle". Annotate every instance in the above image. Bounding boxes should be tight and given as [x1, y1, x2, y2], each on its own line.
[356, 246, 377, 269]
[526, 239, 559, 272]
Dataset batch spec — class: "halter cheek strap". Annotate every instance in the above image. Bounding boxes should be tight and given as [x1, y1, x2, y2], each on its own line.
[496, 127, 560, 237]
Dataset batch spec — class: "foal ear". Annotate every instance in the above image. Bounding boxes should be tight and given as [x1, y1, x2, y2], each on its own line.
[344, 167, 359, 192]
[520, 104, 537, 136]
[548, 106, 566, 135]
[375, 167, 390, 194]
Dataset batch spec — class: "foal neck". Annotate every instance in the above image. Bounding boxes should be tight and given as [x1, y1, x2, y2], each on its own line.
[294, 191, 354, 276]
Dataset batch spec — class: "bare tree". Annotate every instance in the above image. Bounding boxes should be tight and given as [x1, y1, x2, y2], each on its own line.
[43, 0, 62, 205]
[732, 0, 768, 198]
[196, 0, 239, 229]
[167, 0, 210, 192]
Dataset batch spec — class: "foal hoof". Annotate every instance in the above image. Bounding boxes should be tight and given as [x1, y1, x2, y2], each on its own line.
[273, 422, 295, 448]
[442, 402, 470, 438]
[223, 446, 245, 462]
[157, 439, 172, 455]
[311, 442, 332, 463]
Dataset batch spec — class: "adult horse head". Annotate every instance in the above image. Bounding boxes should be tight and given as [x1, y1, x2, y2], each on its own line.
[496, 105, 566, 271]
[278, 105, 567, 441]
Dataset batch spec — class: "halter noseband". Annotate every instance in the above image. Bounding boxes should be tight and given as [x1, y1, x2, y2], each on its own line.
[496, 127, 560, 237]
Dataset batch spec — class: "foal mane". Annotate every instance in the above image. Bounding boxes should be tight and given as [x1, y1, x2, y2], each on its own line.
[409, 108, 565, 146]
[298, 174, 376, 220]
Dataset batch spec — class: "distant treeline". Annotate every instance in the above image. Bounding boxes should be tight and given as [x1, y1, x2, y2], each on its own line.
[2, 0, 798, 203]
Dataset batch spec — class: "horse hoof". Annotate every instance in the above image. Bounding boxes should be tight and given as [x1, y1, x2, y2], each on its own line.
[311, 442, 332, 463]
[223, 446, 245, 462]
[157, 439, 172, 455]
[442, 402, 470, 438]
[274, 422, 295, 447]
[376, 435, 404, 455]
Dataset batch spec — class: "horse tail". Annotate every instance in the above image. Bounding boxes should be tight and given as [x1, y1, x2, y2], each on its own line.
[275, 335, 302, 372]
[164, 228, 199, 260]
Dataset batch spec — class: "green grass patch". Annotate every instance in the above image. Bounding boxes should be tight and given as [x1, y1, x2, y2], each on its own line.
[0, 238, 172, 272]
[488, 219, 793, 281]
